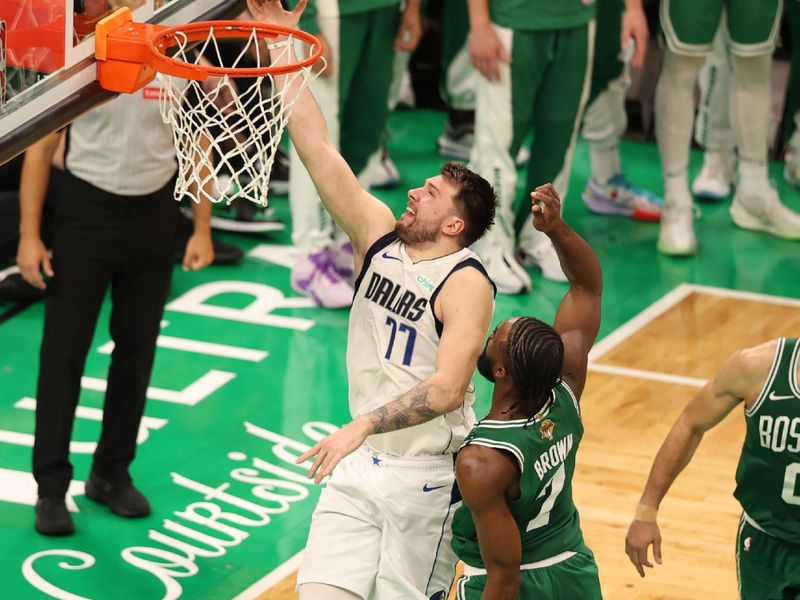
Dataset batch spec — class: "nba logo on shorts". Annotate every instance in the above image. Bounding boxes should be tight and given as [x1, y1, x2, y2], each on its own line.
[429, 591, 446, 600]
[743, 536, 752, 552]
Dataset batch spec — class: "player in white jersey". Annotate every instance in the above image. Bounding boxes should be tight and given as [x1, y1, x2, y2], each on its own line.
[247, 2, 497, 598]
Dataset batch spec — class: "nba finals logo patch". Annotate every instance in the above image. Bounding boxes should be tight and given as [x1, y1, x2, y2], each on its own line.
[540, 419, 555, 440]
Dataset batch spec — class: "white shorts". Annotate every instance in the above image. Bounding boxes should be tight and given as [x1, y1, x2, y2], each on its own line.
[297, 445, 459, 600]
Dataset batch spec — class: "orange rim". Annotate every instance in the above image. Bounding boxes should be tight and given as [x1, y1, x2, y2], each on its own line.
[148, 21, 323, 79]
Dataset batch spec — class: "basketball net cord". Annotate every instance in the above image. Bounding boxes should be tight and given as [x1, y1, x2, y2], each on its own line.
[159, 26, 322, 207]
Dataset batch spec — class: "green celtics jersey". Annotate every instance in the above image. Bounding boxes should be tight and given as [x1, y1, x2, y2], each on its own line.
[490, 0, 596, 32]
[734, 338, 800, 544]
[452, 381, 586, 567]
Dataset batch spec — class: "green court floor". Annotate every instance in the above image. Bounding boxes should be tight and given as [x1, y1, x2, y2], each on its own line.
[1, 108, 799, 599]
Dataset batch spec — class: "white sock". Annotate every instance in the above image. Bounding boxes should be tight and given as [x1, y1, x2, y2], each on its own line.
[788, 123, 800, 155]
[738, 158, 769, 189]
[589, 144, 621, 184]
[664, 171, 691, 204]
[655, 50, 705, 194]
[730, 53, 771, 173]
[582, 79, 627, 184]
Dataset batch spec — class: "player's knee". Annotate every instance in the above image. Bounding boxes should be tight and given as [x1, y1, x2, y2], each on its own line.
[730, 53, 771, 87]
[662, 50, 705, 87]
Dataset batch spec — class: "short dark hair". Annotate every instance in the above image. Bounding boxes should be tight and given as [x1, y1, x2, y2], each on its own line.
[503, 317, 564, 417]
[440, 162, 496, 246]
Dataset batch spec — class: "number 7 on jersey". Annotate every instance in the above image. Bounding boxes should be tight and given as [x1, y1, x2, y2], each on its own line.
[385, 316, 417, 366]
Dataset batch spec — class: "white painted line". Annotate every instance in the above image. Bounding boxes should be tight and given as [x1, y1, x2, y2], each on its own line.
[232, 551, 304, 600]
[248, 244, 298, 269]
[589, 284, 694, 362]
[97, 336, 269, 362]
[589, 363, 707, 388]
[684, 284, 800, 308]
[82, 370, 236, 406]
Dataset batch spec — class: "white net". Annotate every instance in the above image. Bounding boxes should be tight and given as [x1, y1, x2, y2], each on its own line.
[158, 25, 320, 207]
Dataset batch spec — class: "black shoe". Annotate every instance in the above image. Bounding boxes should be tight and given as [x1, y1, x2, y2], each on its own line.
[85, 472, 151, 518]
[210, 240, 244, 265]
[35, 498, 75, 536]
[0, 272, 46, 303]
[268, 147, 289, 196]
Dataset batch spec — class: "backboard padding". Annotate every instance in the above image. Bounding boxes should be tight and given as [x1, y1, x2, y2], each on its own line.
[0, 0, 245, 165]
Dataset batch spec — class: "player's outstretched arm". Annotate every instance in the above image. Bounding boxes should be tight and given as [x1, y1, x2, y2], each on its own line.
[531, 184, 602, 398]
[247, 0, 395, 261]
[295, 268, 494, 482]
[624, 342, 775, 577]
[456, 445, 522, 600]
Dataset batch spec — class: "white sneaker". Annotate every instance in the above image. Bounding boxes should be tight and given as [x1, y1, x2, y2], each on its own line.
[730, 184, 800, 240]
[517, 238, 568, 283]
[360, 151, 400, 190]
[478, 243, 532, 295]
[657, 195, 697, 256]
[692, 150, 736, 202]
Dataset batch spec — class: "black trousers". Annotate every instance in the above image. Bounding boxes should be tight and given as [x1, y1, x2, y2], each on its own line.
[33, 170, 180, 499]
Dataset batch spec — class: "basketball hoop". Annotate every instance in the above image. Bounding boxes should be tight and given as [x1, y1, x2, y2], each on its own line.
[95, 8, 324, 207]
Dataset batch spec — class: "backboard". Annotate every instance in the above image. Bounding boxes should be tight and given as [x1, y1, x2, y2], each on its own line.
[0, 0, 244, 165]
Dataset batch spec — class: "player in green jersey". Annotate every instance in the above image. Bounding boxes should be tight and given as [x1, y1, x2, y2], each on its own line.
[626, 339, 800, 598]
[451, 183, 604, 599]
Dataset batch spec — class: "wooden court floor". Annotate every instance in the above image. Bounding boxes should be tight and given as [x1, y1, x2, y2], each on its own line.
[252, 286, 800, 600]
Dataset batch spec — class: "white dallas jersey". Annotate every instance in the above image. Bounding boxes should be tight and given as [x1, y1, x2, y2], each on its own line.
[347, 232, 495, 457]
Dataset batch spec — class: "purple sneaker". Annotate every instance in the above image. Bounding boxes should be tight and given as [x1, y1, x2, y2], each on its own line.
[291, 251, 354, 309]
[329, 240, 355, 283]
[290, 252, 318, 294]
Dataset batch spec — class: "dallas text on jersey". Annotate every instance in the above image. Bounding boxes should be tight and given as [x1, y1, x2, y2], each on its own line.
[364, 272, 428, 322]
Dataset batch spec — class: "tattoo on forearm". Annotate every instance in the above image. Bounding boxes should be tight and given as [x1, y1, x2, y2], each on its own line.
[368, 386, 440, 434]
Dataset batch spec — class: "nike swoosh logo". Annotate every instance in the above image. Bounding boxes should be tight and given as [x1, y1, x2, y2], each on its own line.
[422, 484, 447, 493]
[382, 251, 402, 262]
[768, 391, 797, 401]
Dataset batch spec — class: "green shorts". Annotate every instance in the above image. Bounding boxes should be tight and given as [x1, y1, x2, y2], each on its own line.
[454, 546, 602, 599]
[660, 0, 782, 57]
[736, 514, 800, 600]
